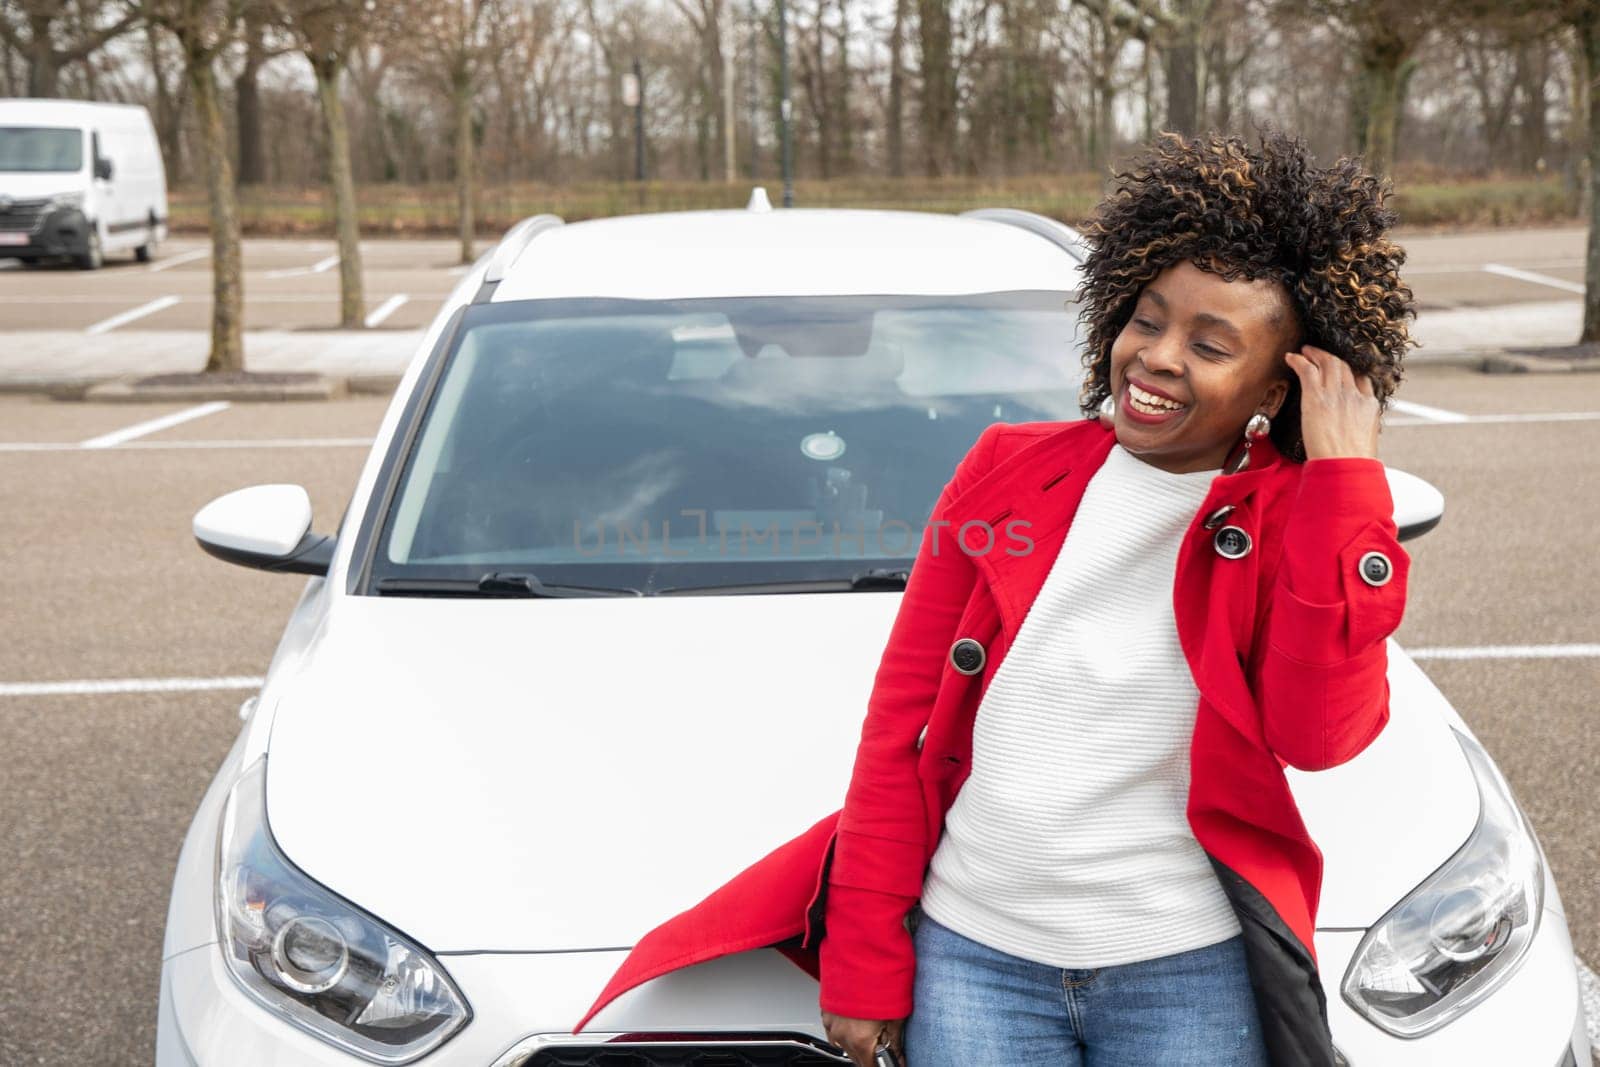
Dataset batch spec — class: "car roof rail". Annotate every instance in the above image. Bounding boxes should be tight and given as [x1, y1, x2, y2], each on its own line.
[473, 213, 565, 303]
[959, 208, 1088, 263]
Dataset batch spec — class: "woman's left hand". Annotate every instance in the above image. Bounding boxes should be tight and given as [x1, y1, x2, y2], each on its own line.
[1286, 344, 1381, 460]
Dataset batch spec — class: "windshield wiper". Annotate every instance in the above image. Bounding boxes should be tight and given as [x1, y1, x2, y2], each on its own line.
[375, 572, 643, 598]
[659, 567, 912, 595]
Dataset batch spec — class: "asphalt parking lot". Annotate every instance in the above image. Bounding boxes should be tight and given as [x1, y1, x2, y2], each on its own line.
[0, 236, 463, 332]
[0, 225, 1590, 340]
[0, 363, 1596, 1063]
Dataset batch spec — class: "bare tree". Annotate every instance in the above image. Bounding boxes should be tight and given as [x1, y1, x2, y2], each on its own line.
[1058, 1, 1136, 172]
[1453, 24, 1521, 166]
[670, 0, 732, 180]
[271, 0, 397, 326]
[234, 4, 289, 185]
[0, 0, 139, 97]
[139, 0, 246, 373]
[143, 19, 188, 180]
[885, 0, 907, 175]
[1553, 0, 1600, 343]
[918, 0, 956, 174]
[1289, 0, 1443, 175]
[399, 0, 499, 263]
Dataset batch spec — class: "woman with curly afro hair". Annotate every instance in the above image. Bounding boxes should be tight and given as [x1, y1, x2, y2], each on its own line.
[573, 126, 1420, 1067]
[813, 127, 1419, 1067]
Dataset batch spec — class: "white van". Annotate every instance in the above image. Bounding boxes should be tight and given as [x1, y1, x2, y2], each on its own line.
[0, 98, 168, 269]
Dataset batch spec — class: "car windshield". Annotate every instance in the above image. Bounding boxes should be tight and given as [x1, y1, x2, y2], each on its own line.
[0, 126, 84, 173]
[369, 291, 1084, 595]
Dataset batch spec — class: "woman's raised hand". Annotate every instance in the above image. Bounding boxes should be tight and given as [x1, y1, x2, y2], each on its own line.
[821, 1011, 905, 1066]
[1285, 344, 1381, 461]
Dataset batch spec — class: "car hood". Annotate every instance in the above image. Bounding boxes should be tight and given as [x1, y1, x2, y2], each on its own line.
[265, 597, 1479, 952]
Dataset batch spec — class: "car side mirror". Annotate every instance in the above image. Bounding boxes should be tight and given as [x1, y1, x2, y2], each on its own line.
[94, 156, 113, 181]
[1385, 467, 1444, 542]
[193, 484, 334, 575]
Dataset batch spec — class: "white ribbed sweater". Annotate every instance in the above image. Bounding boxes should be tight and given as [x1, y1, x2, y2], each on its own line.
[919, 442, 1242, 967]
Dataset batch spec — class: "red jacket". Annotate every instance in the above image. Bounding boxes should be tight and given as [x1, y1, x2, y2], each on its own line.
[574, 418, 1410, 1066]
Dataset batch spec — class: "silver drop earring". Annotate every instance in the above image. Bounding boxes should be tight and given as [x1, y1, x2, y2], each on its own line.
[1227, 412, 1272, 474]
[1097, 394, 1116, 430]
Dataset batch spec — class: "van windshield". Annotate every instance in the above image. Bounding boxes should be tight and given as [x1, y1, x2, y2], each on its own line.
[0, 127, 84, 173]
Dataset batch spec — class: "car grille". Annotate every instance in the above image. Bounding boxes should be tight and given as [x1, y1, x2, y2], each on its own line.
[0, 198, 49, 233]
[507, 1032, 850, 1067]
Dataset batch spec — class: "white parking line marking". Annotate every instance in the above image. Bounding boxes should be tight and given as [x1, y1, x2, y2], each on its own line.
[1409, 259, 1587, 275]
[1483, 262, 1587, 295]
[0, 675, 264, 697]
[0, 294, 448, 304]
[364, 293, 409, 327]
[146, 248, 209, 272]
[264, 255, 340, 280]
[1578, 961, 1600, 1052]
[1386, 411, 1600, 427]
[1387, 399, 1468, 423]
[0, 435, 372, 453]
[84, 295, 180, 335]
[79, 401, 231, 449]
[1408, 644, 1600, 660]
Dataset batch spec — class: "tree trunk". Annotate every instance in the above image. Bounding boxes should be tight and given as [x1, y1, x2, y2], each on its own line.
[812, 0, 830, 177]
[1576, 9, 1600, 345]
[188, 57, 245, 374]
[25, 13, 60, 97]
[236, 19, 266, 186]
[723, 2, 737, 181]
[1359, 39, 1406, 177]
[313, 58, 365, 329]
[702, 0, 728, 183]
[1089, 18, 1117, 175]
[454, 76, 475, 265]
[887, 0, 905, 177]
[833, 0, 851, 172]
[916, 0, 955, 176]
[1564, 25, 1586, 215]
[1515, 40, 1549, 173]
[146, 23, 186, 184]
[1162, 35, 1198, 135]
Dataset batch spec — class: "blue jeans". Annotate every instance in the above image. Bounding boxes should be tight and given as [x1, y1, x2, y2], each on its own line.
[903, 907, 1270, 1066]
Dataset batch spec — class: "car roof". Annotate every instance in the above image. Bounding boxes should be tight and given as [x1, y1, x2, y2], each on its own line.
[489, 207, 1083, 302]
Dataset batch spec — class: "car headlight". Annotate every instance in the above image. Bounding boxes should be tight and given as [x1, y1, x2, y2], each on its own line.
[214, 756, 471, 1063]
[1341, 727, 1544, 1037]
[45, 191, 84, 211]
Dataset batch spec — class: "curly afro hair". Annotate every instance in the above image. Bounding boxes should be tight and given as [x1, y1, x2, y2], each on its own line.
[1075, 126, 1418, 462]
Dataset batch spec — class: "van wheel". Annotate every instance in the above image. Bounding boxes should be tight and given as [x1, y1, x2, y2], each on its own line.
[75, 227, 104, 270]
[135, 220, 158, 262]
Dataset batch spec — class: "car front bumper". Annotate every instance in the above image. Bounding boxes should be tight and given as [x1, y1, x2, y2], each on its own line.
[158, 904, 1591, 1067]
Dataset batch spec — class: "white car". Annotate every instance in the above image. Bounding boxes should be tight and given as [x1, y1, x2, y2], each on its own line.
[157, 201, 1592, 1066]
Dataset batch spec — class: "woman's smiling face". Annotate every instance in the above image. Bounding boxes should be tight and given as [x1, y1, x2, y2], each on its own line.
[1107, 258, 1300, 473]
